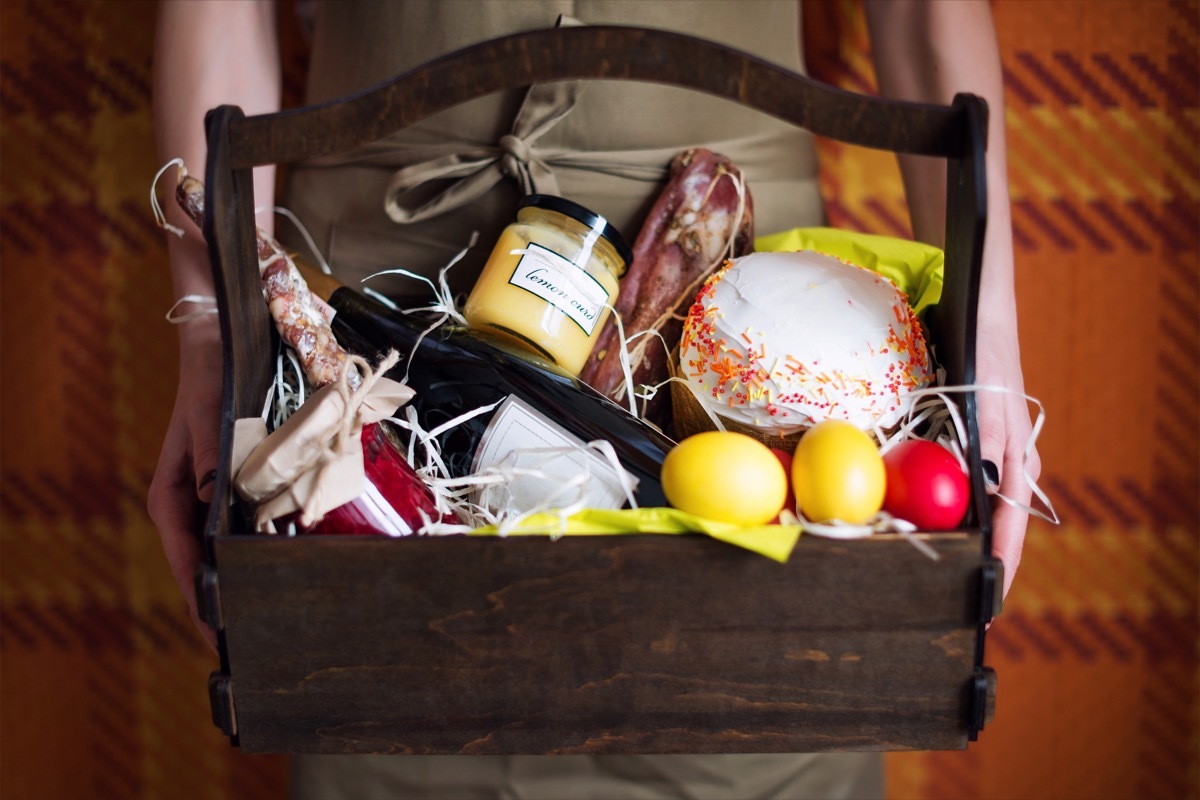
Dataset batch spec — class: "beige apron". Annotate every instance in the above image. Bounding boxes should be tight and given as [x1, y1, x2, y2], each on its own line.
[283, 0, 824, 298]
[285, 3, 880, 798]
[292, 752, 882, 800]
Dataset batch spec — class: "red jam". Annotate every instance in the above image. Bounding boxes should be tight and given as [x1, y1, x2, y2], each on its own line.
[300, 422, 456, 536]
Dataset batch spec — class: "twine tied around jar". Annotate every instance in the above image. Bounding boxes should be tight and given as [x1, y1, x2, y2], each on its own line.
[302, 350, 402, 514]
[233, 349, 415, 533]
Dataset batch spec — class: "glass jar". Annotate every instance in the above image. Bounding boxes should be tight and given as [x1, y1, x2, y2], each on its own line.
[463, 194, 632, 376]
[300, 422, 457, 536]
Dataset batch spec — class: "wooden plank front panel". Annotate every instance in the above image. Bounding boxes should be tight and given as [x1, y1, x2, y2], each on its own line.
[214, 534, 982, 755]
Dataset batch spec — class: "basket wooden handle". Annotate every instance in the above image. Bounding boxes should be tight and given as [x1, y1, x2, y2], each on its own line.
[224, 26, 972, 168]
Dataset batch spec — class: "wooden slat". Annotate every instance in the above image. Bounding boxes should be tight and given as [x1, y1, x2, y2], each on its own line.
[938, 94, 991, 540]
[216, 533, 982, 754]
[201, 105, 273, 552]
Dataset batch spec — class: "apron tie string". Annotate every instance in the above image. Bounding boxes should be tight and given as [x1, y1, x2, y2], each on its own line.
[383, 15, 582, 224]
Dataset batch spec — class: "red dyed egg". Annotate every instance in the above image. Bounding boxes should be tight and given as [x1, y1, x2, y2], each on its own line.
[882, 440, 969, 530]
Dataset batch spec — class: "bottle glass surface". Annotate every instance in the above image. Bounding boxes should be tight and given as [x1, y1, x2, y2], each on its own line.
[329, 288, 672, 512]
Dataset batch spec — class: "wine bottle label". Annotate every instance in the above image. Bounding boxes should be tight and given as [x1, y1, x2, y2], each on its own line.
[472, 396, 637, 512]
[507, 242, 609, 335]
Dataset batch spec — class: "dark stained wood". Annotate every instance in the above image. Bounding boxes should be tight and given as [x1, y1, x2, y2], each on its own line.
[225, 26, 968, 168]
[215, 533, 983, 754]
[938, 95, 990, 541]
[201, 105, 274, 549]
[201, 24, 996, 755]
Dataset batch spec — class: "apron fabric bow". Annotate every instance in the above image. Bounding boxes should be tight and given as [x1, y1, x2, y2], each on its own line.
[383, 76, 580, 223]
[383, 14, 602, 225]
[372, 16, 738, 224]
[300, 15, 814, 232]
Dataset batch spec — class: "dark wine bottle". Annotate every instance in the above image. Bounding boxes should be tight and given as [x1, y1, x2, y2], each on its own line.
[311, 275, 674, 511]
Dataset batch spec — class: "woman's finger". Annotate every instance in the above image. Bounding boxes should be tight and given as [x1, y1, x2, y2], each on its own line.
[148, 408, 218, 653]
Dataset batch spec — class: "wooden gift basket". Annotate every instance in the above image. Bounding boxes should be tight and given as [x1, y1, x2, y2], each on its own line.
[197, 26, 1003, 754]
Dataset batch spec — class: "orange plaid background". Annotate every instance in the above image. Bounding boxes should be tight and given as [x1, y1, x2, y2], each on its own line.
[1, 2, 1196, 798]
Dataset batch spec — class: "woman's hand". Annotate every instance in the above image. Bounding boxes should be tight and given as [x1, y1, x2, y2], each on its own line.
[864, 0, 1037, 600]
[150, 0, 280, 651]
[147, 312, 223, 653]
[975, 294, 1041, 600]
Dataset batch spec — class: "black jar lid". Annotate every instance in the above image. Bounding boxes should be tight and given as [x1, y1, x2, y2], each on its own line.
[518, 194, 634, 272]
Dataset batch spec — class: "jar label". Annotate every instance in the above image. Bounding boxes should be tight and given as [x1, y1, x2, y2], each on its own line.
[472, 396, 636, 513]
[507, 242, 609, 335]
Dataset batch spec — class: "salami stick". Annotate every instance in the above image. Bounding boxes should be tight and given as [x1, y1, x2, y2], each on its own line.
[173, 170, 350, 389]
[580, 149, 754, 427]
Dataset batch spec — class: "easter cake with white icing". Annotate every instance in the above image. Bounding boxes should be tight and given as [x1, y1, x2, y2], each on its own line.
[676, 250, 933, 436]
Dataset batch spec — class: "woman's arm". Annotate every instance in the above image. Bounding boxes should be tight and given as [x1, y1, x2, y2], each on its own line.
[148, 0, 282, 648]
[863, 0, 1039, 599]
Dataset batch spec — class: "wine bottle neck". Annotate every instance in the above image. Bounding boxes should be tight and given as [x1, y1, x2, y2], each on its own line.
[297, 262, 344, 303]
[327, 286, 426, 364]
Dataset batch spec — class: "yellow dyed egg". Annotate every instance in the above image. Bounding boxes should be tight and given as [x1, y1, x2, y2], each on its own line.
[791, 420, 886, 524]
[661, 431, 788, 525]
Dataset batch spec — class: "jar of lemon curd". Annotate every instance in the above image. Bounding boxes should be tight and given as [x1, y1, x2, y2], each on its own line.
[463, 195, 632, 376]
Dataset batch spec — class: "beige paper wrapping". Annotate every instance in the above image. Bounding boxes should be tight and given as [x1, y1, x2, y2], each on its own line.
[233, 352, 414, 533]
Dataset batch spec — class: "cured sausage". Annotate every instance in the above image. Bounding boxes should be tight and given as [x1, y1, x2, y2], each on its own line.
[174, 171, 350, 388]
[580, 148, 754, 428]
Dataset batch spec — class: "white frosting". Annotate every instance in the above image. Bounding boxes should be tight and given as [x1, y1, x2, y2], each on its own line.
[677, 251, 933, 432]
